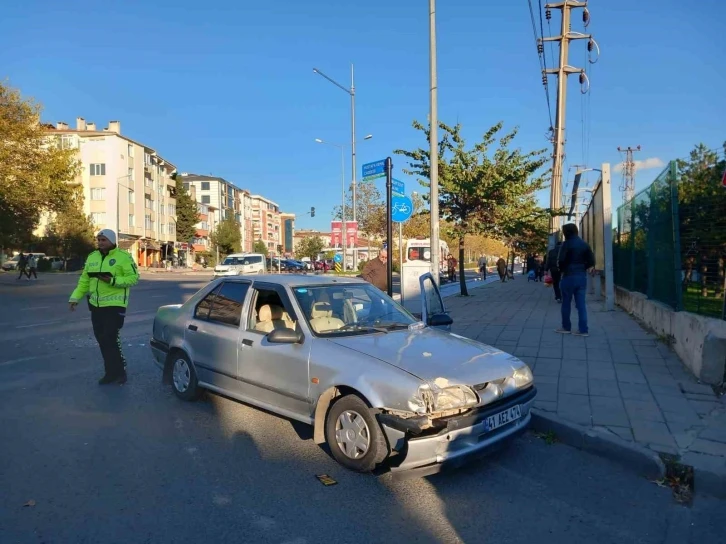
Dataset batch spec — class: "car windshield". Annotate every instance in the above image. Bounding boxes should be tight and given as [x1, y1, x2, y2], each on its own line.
[222, 257, 256, 266]
[292, 283, 417, 336]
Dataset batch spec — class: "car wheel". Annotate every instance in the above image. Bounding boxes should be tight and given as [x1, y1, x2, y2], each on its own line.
[325, 394, 388, 472]
[171, 353, 201, 401]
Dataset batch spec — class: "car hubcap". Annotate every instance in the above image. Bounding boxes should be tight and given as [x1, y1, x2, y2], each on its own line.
[335, 410, 370, 459]
[173, 359, 191, 392]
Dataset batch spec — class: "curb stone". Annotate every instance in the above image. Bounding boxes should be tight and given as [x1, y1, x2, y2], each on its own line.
[530, 409, 666, 481]
[681, 451, 726, 499]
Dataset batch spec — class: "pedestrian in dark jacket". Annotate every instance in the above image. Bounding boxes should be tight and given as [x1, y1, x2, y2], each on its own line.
[545, 241, 563, 302]
[556, 223, 595, 336]
[361, 249, 388, 293]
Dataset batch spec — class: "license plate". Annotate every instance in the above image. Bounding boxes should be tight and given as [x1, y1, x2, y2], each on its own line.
[484, 405, 522, 433]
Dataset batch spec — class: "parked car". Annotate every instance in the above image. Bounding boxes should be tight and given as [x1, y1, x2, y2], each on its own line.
[150, 273, 536, 474]
[282, 259, 306, 272]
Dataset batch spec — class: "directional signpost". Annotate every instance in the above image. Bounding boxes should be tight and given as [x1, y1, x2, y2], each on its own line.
[362, 159, 386, 181]
[392, 178, 405, 197]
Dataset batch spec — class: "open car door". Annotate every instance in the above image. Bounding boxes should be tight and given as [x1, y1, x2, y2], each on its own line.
[419, 272, 453, 331]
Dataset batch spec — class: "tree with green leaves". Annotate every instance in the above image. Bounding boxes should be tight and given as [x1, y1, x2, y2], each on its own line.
[0, 81, 80, 251]
[253, 239, 268, 256]
[333, 180, 386, 243]
[172, 175, 198, 244]
[210, 217, 241, 256]
[296, 235, 325, 261]
[395, 120, 549, 295]
[677, 142, 726, 299]
[43, 186, 96, 265]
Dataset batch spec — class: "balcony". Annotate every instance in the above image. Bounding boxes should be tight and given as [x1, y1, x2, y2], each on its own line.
[195, 229, 209, 237]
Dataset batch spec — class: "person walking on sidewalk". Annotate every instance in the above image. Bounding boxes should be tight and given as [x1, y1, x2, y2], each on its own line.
[545, 240, 563, 302]
[496, 256, 507, 282]
[556, 223, 595, 336]
[69, 229, 140, 385]
[477, 254, 487, 280]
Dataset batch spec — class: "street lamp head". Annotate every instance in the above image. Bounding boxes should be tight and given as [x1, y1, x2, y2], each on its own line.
[312, 68, 319, 73]
[363, 134, 373, 140]
[314, 138, 323, 143]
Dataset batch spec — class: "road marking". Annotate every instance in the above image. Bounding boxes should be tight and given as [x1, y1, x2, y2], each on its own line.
[25, 306, 51, 310]
[16, 319, 67, 329]
[151, 295, 165, 298]
[0, 356, 42, 367]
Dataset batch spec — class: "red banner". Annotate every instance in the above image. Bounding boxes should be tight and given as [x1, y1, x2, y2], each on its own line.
[330, 221, 342, 247]
[346, 221, 358, 247]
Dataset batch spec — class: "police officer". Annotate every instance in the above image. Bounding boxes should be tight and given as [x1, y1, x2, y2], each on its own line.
[69, 229, 139, 384]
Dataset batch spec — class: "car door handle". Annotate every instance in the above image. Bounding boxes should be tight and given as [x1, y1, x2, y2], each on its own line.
[188, 324, 198, 331]
[241, 339, 253, 347]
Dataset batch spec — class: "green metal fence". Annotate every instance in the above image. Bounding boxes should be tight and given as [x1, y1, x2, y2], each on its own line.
[613, 155, 726, 320]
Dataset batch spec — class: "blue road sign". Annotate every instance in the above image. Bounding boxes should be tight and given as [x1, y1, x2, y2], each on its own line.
[391, 195, 413, 223]
[333, 253, 343, 263]
[392, 178, 405, 196]
[362, 159, 386, 181]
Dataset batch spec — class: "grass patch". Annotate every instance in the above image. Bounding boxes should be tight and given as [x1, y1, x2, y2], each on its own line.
[533, 430, 557, 445]
[682, 285, 724, 319]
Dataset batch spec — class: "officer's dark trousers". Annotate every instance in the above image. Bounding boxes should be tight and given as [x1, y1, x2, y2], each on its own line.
[90, 305, 127, 377]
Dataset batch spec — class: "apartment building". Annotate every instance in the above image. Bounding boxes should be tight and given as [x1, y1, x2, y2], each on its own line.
[47, 118, 177, 266]
[179, 174, 254, 253]
[250, 195, 285, 257]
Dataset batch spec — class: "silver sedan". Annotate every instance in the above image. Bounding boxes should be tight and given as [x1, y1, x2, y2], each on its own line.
[150, 273, 536, 474]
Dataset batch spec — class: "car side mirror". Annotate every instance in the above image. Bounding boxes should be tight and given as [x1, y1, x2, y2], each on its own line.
[429, 313, 453, 327]
[267, 327, 303, 344]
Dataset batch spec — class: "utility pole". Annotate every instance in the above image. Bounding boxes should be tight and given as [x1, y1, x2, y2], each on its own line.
[617, 145, 641, 205]
[429, 0, 440, 284]
[542, 1, 594, 234]
[350, 64, 357, 271]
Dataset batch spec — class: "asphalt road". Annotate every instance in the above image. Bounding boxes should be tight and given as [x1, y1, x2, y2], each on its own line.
[0, 272, 721, 544]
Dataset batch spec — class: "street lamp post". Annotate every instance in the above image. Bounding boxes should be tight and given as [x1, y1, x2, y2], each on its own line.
[315, 139, 347, 273]
[313, 65, 360, 269]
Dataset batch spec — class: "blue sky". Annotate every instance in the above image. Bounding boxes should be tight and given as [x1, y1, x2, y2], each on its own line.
[3, 0, 724, 231]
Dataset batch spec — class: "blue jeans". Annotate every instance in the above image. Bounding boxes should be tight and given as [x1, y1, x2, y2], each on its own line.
[560, 274, 588, 333]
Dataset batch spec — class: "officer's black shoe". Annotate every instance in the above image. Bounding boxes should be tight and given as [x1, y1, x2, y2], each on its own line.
[117, 371, 127, 385]
[98, 375, 116, 385]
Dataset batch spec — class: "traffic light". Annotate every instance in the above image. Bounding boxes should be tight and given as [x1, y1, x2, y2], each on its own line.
[310, 206, 315, 217]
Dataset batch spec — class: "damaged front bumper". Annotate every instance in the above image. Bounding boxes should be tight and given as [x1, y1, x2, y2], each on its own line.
[378, 386, 536, 475]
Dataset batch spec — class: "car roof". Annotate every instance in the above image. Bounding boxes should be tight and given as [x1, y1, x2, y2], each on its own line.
[218, 274, 366, 287]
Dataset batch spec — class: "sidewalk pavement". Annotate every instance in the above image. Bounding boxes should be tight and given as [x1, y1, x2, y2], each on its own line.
[445, 274, 726, 498]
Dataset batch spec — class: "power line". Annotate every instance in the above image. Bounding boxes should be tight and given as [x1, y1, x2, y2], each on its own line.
[527, 0, 554, 129]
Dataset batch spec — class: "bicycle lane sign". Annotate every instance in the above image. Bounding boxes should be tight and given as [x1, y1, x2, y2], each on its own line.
[391, 195, 413, 223]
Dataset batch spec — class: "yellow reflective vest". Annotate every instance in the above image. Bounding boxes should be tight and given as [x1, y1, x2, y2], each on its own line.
[69, 247, 140, 308]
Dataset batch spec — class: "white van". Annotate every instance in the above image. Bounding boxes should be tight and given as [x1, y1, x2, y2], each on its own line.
[213, 253, 266, 277]
[405, 238, 449, 275]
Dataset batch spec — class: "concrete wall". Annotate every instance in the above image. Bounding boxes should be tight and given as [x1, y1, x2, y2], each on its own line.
[613, 284, 726, 385]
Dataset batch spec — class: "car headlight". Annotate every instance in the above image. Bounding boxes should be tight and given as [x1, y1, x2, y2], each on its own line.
[409, 383, 478, 414]
[512, 365, 534, 388]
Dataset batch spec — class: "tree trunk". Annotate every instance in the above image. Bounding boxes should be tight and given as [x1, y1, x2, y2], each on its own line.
[716, 255, 725, 298]
[459, 237, 468, 296]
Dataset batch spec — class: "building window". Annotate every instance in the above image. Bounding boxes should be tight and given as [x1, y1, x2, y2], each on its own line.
[128, 214, 135, 227]
[128, 191, 135, 204]
[127, 167, 134, 182]
[128, 144, 134, 158]
[201, 195, 210, 204]
[145, 215, 153, 230]
[183, 182, 190, 191]
[168, 222, 175, 235]
[89, 163, 106, 176]
[59, 134, 75, 150]
[160, 223, 166, 235]
[91, 212, 106, 225]
[199, 221, 209, 230]
[90, 188, 105, 200]
[201, 182, 210, 191]
[168, 204, 176, 216]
